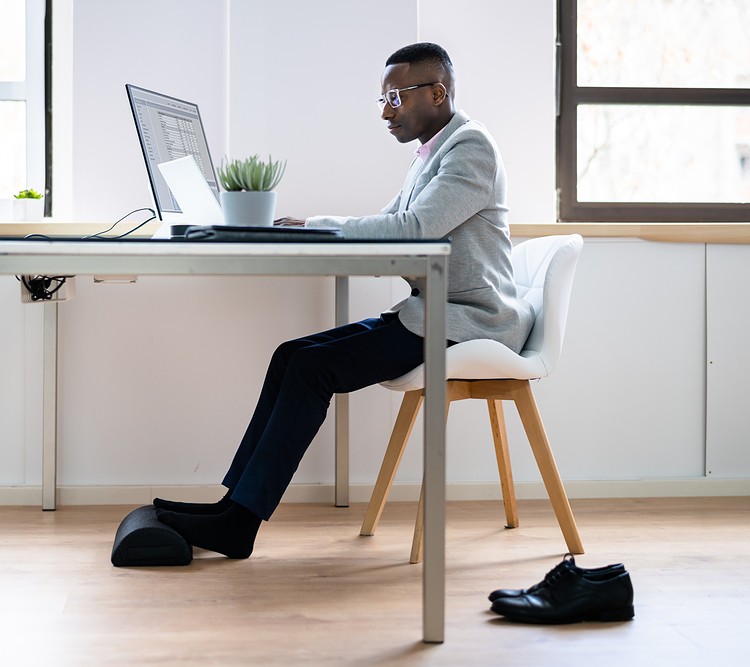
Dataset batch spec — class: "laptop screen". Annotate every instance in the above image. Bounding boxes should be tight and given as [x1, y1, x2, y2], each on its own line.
[126, 84, 220, 221]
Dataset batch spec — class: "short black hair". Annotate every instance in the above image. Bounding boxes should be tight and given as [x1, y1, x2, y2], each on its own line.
[385, 42, 453, 73]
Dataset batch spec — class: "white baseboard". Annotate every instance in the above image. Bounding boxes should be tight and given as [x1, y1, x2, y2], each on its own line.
[1, 478, 749, 506]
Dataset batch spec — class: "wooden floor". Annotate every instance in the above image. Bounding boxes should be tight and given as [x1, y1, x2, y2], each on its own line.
[1, 497, 749, 666]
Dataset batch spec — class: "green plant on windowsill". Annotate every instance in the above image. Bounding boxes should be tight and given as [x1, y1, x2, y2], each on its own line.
[12, 188, 44, 221]
[217, 155, 286, 192]
[14, 188, 44, 199]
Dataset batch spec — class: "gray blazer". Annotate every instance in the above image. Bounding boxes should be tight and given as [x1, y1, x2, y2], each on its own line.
[307, 110, 534, 353]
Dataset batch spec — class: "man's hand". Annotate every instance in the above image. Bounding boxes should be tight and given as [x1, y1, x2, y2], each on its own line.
[274, 217, 306, 227]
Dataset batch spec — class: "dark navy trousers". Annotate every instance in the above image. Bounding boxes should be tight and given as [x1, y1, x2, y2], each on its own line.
[222, 314, 426, 520]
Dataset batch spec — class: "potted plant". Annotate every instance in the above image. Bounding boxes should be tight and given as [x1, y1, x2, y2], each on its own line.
[13, 188, 45, 222]
[217, 155, 286, 227]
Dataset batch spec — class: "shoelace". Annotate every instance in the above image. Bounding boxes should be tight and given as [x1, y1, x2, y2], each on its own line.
[533, 554, 577, 591]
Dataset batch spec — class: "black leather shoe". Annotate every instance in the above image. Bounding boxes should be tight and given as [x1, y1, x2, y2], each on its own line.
[490, 556, 634, 624]
[488, 554, 626, 601]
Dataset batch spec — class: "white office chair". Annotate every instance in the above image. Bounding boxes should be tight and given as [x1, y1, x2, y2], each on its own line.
[360, 234, 585, 563]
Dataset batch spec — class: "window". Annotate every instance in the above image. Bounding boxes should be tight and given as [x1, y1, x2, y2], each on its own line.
[557, 0, 750, 222]
[0, 0, 47, 211]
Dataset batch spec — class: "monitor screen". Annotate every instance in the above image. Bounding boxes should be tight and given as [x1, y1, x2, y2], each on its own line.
[126, 84, 219, 220]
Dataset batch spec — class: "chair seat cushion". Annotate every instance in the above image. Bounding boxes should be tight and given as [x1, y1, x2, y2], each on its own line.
[381, 339, 549, 392]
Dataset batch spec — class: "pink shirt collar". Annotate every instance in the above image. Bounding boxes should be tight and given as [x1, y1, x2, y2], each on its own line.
[415, 127, 446, 161]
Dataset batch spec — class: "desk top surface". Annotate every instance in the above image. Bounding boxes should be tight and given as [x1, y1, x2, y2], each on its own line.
[0, 238, 451, 258]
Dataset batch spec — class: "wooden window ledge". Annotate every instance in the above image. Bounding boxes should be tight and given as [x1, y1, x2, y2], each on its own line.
[510, 223, 750, 244]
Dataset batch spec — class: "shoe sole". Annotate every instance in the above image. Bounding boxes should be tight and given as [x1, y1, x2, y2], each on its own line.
[494, 605, 635, 624]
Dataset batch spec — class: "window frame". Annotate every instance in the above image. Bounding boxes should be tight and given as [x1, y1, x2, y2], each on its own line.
[0, 0, 47, 212]
[556, 0, 750, 223]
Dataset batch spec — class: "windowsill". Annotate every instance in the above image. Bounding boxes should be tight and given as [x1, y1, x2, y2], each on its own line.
[0, 220, 162, 238]
[510, 222, 750, 244]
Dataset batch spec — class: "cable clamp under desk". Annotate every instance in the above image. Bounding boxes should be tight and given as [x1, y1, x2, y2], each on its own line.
[19, 275, 76, 303]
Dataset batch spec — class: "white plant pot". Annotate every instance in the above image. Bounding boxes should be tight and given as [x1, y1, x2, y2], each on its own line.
[13, 198, 44, 222]
[220, 190, 277, 227]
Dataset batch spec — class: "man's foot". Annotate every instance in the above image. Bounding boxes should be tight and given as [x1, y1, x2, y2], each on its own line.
[153, 491, 233, 515]
[156, 502, 262, 559]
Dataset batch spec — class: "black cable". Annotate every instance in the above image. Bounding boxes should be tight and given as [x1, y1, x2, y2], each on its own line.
[103, 212, 157, 239]
[17, 275, 67, 301]
[19, 208, 157, 242]
[15, 208, 157, 297]
[82, 207, 156, 239]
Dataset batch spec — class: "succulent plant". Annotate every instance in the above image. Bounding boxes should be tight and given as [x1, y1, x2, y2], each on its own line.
[217, 155, 286, 192]
[14, 188, 43, 199]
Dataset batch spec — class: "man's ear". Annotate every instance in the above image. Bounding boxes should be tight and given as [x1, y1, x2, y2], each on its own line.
[432, 82, 447, 106]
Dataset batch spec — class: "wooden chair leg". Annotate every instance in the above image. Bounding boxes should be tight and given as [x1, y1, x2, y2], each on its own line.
[487, 399, 519, 528]
[360, 390, 423, 536]
[512, 381, 584, 554]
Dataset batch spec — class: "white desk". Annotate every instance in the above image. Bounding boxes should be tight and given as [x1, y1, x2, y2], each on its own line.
[0, 238, 449, 643]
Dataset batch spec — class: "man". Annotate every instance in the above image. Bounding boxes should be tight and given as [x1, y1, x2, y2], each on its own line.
[154, 42, 535, 559]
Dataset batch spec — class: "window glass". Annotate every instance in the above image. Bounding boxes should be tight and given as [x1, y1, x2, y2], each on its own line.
[577, 105, 750, 203]
[577, 0, 750, 89]
[0, 0, 26, 81]
[0, 101, 27, 197]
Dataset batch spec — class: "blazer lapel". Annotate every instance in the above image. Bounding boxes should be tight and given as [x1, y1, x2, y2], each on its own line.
[399, 111, 471, 211]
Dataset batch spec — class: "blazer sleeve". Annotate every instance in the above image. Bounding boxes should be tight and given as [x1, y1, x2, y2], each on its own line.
[306, 126, 497, 240]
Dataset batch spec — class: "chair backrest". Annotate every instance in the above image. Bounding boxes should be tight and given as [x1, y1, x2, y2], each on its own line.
[511, 234, 583, 375]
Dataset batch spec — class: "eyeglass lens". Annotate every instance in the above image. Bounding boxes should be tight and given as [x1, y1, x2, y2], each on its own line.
[377, 89, 402, 110]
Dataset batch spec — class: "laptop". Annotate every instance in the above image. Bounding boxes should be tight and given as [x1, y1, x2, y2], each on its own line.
[156, 155, 223, 237]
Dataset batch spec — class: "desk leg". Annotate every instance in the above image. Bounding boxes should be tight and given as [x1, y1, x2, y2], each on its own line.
[42, 302, 58, 511]
[423, 256, 447, 643]
[334, 276, 349, 507]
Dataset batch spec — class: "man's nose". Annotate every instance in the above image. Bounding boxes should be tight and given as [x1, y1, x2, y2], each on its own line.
[381, 104, 395, 121]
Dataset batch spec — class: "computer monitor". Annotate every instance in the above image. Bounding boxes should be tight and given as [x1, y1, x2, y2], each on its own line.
[126, 84, 220, 222]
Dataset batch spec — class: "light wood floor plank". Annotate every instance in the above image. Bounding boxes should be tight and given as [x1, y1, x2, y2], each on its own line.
[1, 497, 748, 666]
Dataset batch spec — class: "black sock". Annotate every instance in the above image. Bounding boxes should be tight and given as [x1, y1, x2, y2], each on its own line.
[156, 501, 262, 559]
[153, 490, 233, 515]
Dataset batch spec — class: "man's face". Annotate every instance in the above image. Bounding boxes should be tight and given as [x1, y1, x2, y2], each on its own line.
[380, 63, 442, 144]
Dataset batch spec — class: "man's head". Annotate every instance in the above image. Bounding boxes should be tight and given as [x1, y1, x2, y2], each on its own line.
[379, 43, 456, 145]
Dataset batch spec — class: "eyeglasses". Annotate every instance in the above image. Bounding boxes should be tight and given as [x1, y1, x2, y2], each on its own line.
[376, 82, 437, 110]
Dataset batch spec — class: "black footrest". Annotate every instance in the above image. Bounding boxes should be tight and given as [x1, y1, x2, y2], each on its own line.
[111, 505, 192, 567]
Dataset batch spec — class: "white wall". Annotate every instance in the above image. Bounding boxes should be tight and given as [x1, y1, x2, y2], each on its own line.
[0, 280, 43, 486]
[1, 0, 748, 504]
[227, 0, 555, 223]
[68, 0, 229, 222]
